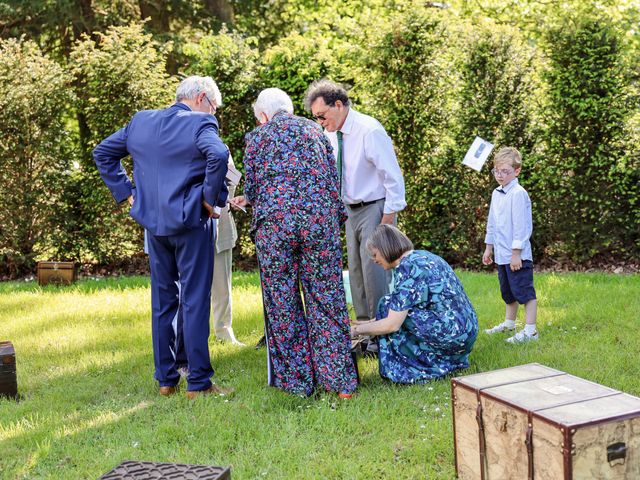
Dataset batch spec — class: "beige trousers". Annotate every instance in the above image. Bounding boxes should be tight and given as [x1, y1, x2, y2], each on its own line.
[212, 247, 236, 341]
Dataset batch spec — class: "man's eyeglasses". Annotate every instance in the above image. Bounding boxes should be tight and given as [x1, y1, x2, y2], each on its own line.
[491, 168, 515, 176]
[204, 95, 217, 114]
[313, 105, 334, 122]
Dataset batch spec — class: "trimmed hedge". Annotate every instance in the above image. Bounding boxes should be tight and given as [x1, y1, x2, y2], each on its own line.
[0, 7, 638, 277]
[0, 40, 74, 277]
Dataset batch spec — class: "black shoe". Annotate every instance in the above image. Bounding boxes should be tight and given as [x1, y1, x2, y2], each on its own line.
[254, 335, 266, 349]
[351, 337, 378, 358]
[363, 340, 379, 358]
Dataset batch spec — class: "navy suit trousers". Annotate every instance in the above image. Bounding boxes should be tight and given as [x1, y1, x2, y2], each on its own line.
[147, 220, 215, 391]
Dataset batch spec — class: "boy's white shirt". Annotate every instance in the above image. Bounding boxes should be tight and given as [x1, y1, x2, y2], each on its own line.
[485, 178, 533, 265]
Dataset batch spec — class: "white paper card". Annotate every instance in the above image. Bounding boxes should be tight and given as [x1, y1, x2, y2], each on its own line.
[462, 136, 494, 172]
[225, 163, 242, 186]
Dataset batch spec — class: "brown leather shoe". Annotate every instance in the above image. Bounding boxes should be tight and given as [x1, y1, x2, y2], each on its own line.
[186, 384, 234, 400]
[159, 386, 177, 396]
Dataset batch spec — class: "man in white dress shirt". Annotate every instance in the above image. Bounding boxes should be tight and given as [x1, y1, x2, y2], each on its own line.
[304, 79, 406, 326]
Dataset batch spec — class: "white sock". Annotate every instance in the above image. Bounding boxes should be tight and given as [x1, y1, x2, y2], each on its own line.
[504, 319, 516, 328]
[524, 324, 537, 335]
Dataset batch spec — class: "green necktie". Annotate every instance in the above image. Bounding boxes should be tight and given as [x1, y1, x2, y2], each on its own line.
[336, 130, 343, 193]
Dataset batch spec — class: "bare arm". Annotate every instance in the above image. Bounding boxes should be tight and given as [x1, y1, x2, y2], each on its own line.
[380, 212, 396, 225]
[351, 309, 409, 337]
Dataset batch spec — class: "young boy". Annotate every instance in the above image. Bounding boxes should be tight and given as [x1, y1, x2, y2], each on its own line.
[482, 147, 538, 343]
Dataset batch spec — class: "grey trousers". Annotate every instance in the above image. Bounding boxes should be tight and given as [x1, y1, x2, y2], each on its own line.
[345, 199, 392, 320]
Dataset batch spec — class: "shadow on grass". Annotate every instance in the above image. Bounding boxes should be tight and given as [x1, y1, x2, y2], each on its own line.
[0, 334, 297, 478]
[1, 300, 150, 341]
[0, 276, 151, 295]
[0, 271, 264, 295]
[1, 347, 290, 478]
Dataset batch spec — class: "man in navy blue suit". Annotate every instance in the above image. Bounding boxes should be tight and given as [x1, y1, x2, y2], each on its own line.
[93, 76, 230, 398]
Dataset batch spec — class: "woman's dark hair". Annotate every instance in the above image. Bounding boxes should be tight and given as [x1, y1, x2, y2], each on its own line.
[366, 225, 414, 263]
[303, 79, 351, 111]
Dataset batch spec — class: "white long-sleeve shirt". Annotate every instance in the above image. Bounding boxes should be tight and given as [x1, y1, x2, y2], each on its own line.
[326, 108, 406, 214]
[484, 178, 533, 265]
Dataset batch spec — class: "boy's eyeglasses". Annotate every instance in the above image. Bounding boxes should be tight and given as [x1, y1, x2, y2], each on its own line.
[491, 168, 514, 176]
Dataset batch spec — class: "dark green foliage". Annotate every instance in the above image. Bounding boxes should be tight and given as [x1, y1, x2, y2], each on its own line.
[62, 23, 174, 263]
[258, 32, 355, 115]
[367, 11, 457, 255]
[441, 21, 540, 266]
[0, 39, 74, 276]
[537, 12, 639, 261]
[0, 2, 638, 276]
[369, 13, 541, 266]
[0, 0, 236, 60]
[184, 28, 258, 161]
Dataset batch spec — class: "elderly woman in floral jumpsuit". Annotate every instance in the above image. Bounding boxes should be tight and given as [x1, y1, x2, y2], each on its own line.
[231, 88, 357, 397]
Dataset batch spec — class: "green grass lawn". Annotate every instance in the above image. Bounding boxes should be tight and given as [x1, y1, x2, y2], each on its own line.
[1, 271, 639, 479]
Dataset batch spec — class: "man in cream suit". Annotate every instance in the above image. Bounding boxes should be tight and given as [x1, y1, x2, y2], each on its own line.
[212, 155, 244, 345]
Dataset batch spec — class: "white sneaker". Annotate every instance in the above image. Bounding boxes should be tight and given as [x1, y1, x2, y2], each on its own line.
[485, 322, 516, 334]
[506, 329, 539, 344]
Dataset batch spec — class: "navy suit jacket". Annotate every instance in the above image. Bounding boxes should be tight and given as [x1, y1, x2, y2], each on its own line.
[93, 103, 229, 236]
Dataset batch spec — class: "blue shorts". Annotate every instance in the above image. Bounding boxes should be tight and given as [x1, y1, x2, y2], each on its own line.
[497, 261, 536, 305]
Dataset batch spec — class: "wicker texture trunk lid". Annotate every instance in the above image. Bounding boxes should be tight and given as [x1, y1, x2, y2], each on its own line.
[99, 461, 230, 480]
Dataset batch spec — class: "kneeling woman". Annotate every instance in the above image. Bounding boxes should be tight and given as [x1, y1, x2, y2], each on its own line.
[351, 225, 478, 384]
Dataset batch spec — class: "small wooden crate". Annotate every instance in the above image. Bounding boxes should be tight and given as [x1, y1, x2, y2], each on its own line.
[99, 461, 230, 479]
[37, 261, 77, 286]
[0, 341, 17, 400]
[452, 363, 640, 479]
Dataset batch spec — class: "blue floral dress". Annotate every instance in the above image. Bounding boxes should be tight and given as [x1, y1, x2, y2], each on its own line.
[377, 250, 478, 384]
[244, 111, 357, 396]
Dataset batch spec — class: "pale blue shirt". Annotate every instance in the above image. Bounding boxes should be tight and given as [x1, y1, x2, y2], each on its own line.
[484, 178, 533, 265]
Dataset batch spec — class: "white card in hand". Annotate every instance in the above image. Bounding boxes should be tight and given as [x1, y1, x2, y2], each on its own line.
[462, 136, 494, 172]
[225, 164, 242, 186]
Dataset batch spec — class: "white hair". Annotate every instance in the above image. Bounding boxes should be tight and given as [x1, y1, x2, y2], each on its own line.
[253, 88, 294, 120]
[175, 76, 222, 106]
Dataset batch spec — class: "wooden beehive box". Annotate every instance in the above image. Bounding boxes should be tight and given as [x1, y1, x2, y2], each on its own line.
[452, 363, 640, 479]
[37, 261, 77, 286]
[0, 341, 17, 400]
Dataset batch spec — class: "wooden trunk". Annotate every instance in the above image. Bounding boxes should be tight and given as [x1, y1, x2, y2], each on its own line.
[37, 261, 77, 286]
[452, 363, 640, 480]
[0, 341, 17, 399]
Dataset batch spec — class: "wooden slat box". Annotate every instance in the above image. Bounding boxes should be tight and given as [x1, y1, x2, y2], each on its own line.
[452, 363, 640, 480]
[99, 461, 231, 479]
[37, 261, 77, 286]
[0, 341, 17, 399]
